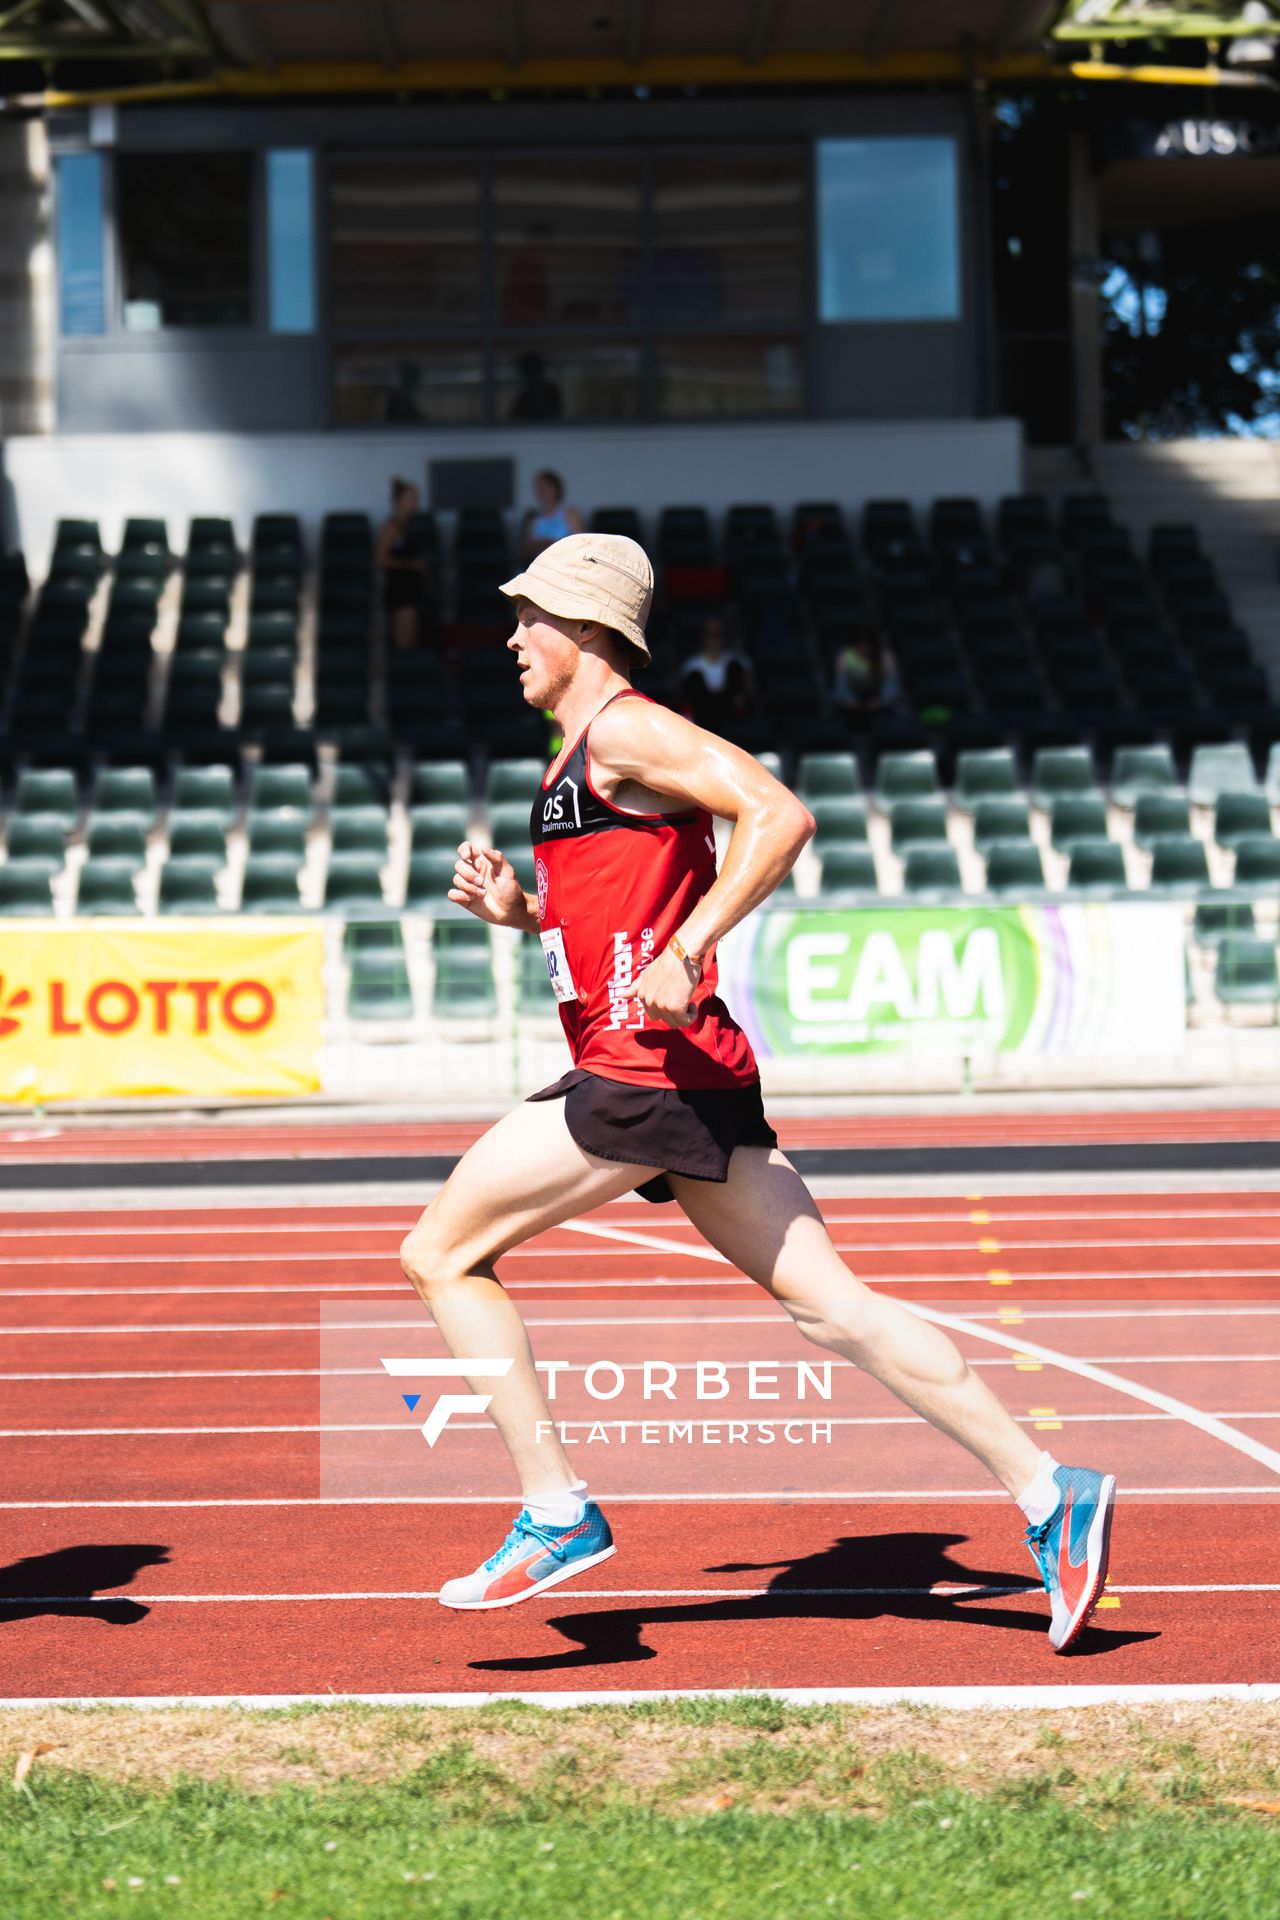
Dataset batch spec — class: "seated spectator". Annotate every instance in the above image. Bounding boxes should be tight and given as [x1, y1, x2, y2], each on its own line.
[833, 632, 899, 720]
[681, 612, 757, 736]
[520, 468, 584, 561]
[376, 478, 434, 651]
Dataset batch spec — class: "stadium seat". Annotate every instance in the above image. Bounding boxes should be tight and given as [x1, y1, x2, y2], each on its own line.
[809, 796, 868, 844]
[168, 813, 228, 861]
[409, 803, 469, 852]
[242, 649, 296, 689]
[1067, 839, 1127, 892]
[240, 856, 305, 913]
[323, 852, 386, 913]
[1215, 935, 1279, 1015]
[972, 799, 1031, 852]
[75, 858, 139, 915]
[985, 841, 1047, 895]
[1214, 791, 1273, 850]
[903, 846, 963, 894]
[0, 862, 55, 914]
[486, 758, 548, 806]
[405, 848, 459, 907]
[242, 683, 297, 731]
[246, 815, 307, 861]
[1188, 743, 1257, 808]
[954, 748, 1020, 808]
[1235, 837, 1280, 886]
[347, 949, 414, 1020]
[1133, 793, 1192, 850]
[488, 800, 534, 848]
[816, 845, 878, 892]
[172, 765, 236, 821]
[875, 750, 939, 802]
[188, 516, 236, 555]
[250, 764, 314, 818]
[888, 798, 949, 852]
[14, 769, 78, 829]
[797, 752, 861, 800]
[1149, 835, 1211, 894]
[93, 766, 157, 827]
[432, 920, 497, 1017]
[330, 809, 389, 858]
[519, 933, 557, 1010]
[1031, 745, 1099, 809]
[1111, 743, 1179, 809]
[158, 857, 221, 913]
[85, 818, 147, 868]
[410, 760, 469, 808]
[1193, 901, 1256, 948]
[332, 763, 392, 811]
[6, 816, 65, 867]
[1050, 796, 1110, 852]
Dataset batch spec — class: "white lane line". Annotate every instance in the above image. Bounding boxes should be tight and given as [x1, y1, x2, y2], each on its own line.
[562, 1216, 1280, 1479]
[1, 1486, 1274, 1510]
[0, 1581, 1271, 1605]
[5, 1685, 1278, 1709]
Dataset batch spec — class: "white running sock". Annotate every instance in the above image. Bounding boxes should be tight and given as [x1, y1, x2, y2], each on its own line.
[525, 1482, 588, 1530]
[1016, 1452, 1063, 1527]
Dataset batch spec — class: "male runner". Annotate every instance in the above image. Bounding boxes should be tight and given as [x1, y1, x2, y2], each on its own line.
[401, 532, 1115, 1652]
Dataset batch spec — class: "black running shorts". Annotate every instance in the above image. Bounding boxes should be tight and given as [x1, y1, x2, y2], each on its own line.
[527, 1066, 778, 1204]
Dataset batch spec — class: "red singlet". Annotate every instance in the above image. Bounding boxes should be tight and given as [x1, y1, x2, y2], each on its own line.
[529, 690, 759, 1090]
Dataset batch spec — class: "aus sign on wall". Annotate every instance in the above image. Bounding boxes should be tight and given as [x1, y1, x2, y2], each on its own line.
[0, 921, 324, 1101]
[720, 903, 1185, 1059]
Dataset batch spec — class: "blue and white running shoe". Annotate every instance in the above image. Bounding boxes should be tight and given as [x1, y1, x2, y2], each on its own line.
[438, 1502, 615, 1610]
[1025, 1465, 1117, 1652]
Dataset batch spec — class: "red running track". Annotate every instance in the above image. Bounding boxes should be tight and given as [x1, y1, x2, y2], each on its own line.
[1, 1171, 1278, 1698]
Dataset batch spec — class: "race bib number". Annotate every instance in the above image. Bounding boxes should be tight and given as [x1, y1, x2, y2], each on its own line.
[539, 927, 579, 1003]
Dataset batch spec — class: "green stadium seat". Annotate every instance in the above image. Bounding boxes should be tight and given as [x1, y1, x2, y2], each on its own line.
[816, 845, 878, 892]
[6, 817, 66, 868]
[409, 803, 469, 852]
[971, 798, 1031, 852]
[247, 814, 307, 860]
[1235, 837, 1280, 886]
[985, 841, 1047, 895]
[343, 919, 403, 957]
[798, 752, 861, 800]
[410, 760, 469, 807]
[240, 856, 305, 913]
[1188, 743, 1257, 809]
[241, 649, 296, 689]
[172, 764, 236, 821]
[188, 516, 236, 555]
[1264, 743, 1280, 807]
[432, 920, 497, 1018]
[405, 848, 458, 907]
[1049, 795, 1109, 851]
[1111, 743, 1179, 809]
[888, 798, 949, 852]
[167, 813, 228, 861]
[85, 818, 147, 868]
[332, 763, 392, 811]
[115, 548, 168, 584]
[348, 950, 414, 1020]
[1214, 791, 1273, 850]
[122, 516, 168, 553]
[903, 846, 963, 894]
[486, 758, 546, 805]
[250, 763, 313, 817]
[1067, 839, 1127, 892]
[0, 863, 55, 914]
[954, 748, 1020, 809]
[158, 857, 221, 913]
[1215, 935, 1279, 1014]
[247, 612, 298, 652]
[519, 934, 557, 1011]
[175, 612, 228, 652]
[876, 750, 939, 803]
[179, 581, 230, 619]
[488, 800, 534, 848]
[330, 809, 389, 858]
[1149, 835, 1211, 894]
[241, 683, 296, 730]
[809, 796, 869, 844]
[1193, 900, 1257, 948]
[14, 769, 78, 829]
[323, 852, 386, 914]
[1133, 792, 1192, 850]
[1031, 745, 1099, 809]
[54, 517, 101, 552]
[93, 766, 157, 826]
[75, 858, 139, 915]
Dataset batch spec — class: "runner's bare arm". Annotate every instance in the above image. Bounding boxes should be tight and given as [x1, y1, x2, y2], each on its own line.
[449, 841, 540, 933]
[589, 699, 814, 1026]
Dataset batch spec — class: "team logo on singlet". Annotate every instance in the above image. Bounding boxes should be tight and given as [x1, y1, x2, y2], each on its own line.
[541, 776, 582, 833]
[535, 857, 549, 920]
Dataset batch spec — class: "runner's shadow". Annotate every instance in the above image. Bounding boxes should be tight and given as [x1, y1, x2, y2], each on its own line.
[470, 1530, 1158, 1672]
[0, 1544, 170, 1624]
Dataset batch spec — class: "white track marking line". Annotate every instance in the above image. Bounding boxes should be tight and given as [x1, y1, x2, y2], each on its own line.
[1, 1485, 1273, 1510]
[563, 1216, 1280, 1478]
[4, 1684, 1278, 1708]
[0, 1581, 1271, 1605]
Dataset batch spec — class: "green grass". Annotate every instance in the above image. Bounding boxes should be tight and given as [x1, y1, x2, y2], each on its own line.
[2, 1701, 1278, 1919]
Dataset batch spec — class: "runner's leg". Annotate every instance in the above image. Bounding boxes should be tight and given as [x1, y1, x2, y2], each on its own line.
[668, 1148, 1041, 1495]
[400, 1101, 662, 1501]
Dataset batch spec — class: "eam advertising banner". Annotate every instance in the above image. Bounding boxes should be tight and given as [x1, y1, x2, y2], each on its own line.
[0, 919, 324, 1101]
[719, 901, 1186, 1060]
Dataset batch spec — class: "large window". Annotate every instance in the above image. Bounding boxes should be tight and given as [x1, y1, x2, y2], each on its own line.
[56, 153, 105, 337]
[816, 137, 960, 323]
[327, 143, 808, 426]
[117, 153, 253, 330]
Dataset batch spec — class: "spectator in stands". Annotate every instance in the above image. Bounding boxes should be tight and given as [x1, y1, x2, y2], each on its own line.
[832, 631, 899, 721]
[681, 611, 757, 737]
[520, 469, 584, 561]
[376, 477, 433, 652]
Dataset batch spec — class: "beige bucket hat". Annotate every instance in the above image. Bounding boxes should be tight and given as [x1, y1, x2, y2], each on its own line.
[500, 532, 653, 662]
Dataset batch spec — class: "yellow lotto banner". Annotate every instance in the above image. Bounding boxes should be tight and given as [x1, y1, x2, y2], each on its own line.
[0, 920, 325, 1102]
